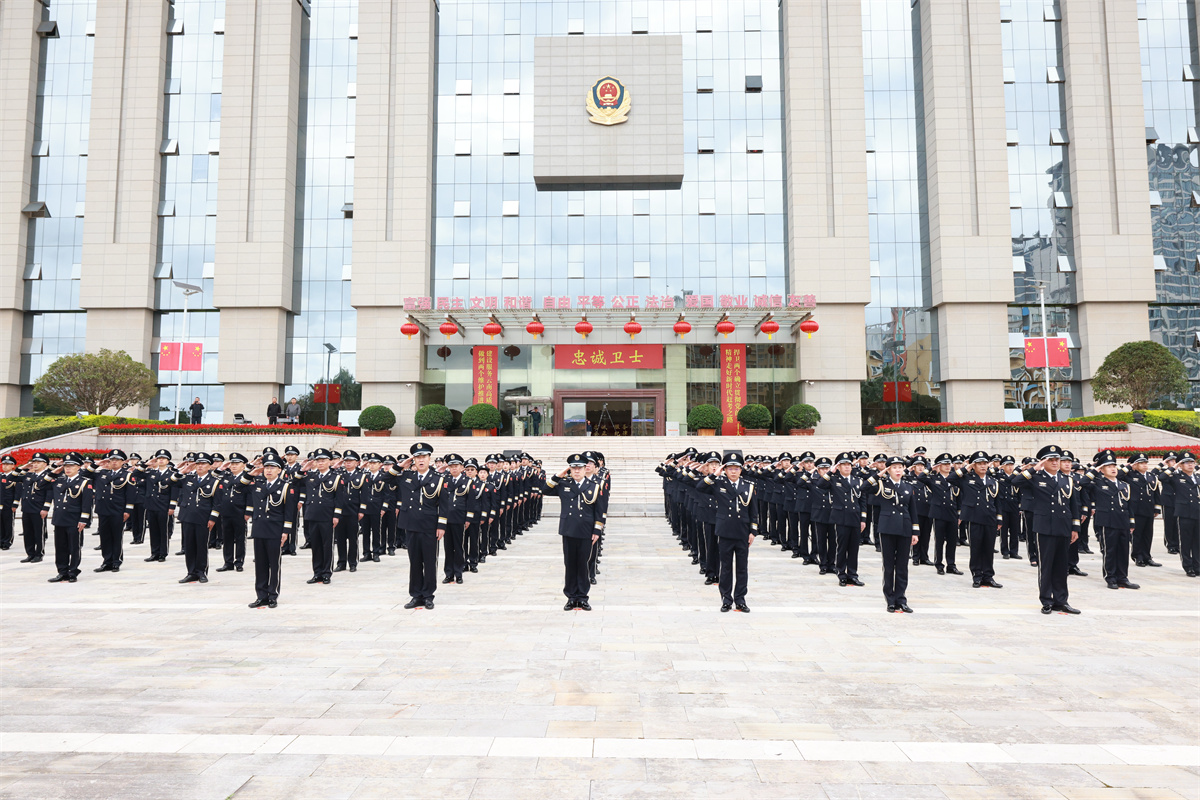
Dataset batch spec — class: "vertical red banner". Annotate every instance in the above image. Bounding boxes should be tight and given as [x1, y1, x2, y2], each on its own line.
[473, 346, 498, 406]
[720, 344, 747, 436]
[159, 342, 180, 370]
[181, 342, 203, 371]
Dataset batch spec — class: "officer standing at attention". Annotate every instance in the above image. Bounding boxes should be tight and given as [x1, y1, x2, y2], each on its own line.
[814, 452, 866, 587]
[1158, 451, 1200, 576]
[243, 453, 298, 608]
[142, 450, 175, 563]
[333, 450, 363, 573]
[87, 449, 134, 573]
[45, 452, 93, 583]
[915, 453, 962, 576]
[298, 449, 341, 585]
[864, 456, 919, 612]
[1119, 453, 1162, 569]
[281, 446, 302, 555]
[440, 453, 469, 585]
[400, 442, 448, 610]
[172, 453, 220, 584]
[0, 455, 19, 551]
[1011, 445, 1082, 614]
[1079, 450, 1138, 590]
[215, 454, 252, 572]
[15, 453, 53, 563]
[543, 453, 604, 611]
[949, 451, 1004, 589]
[696, 452, 759, 613]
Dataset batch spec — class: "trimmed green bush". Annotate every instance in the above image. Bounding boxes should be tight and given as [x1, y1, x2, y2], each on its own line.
[736, 403, 773, 430]
[412, 404, 451, 431]
[686, 404, 724, 431]
[360, 405, 398, 431]
[1073, 410, 1200, 438]
[783, 403, 821, 430]
[461, 403, 502, 430]
[0, 414, 164, 449]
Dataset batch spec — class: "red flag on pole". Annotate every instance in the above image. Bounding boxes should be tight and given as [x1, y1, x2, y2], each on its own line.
[327, 384, 341, 404]
[181, 342, 203, 371]
[159, 342, 180, 370]
[313, 384, 326, 403]
[1024, 337, 1070, 368]
[313, 384, 342, 404]
[883, 382, 912, 403]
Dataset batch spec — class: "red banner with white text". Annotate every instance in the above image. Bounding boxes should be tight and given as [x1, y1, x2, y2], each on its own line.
[473, 346, 498, 405]
[553, 344, 664, 370]
[720, 344, 747, 436]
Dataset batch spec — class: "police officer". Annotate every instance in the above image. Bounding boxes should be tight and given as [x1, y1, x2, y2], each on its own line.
[46, 452, 93, 583]
[1161, 451, 1200, 576]
[400, 442, 449, 610]
[1079, 450, 1138, 590]
[1011, 445, 1082, 614]
[1119, 453, 1162, 569]
[297, 449, 341, 585]
[142, 450, 175, 562]
[695, 452, 759, 612]
[0, 455, 19, 550]
[172, 453, 220, 583]
[865, 456, 919, 612]
[333, 450, 363, 573]
[997, 456, 1022, 560]
[125, 452, 147, 545]
[815, 452, 866, 587]
[441, 453, 469, 585]
[87, 449, 134, 573]
[14, 453, 53, 563]
[583, 452, 609, 585]
[281, 445, 302, 555]
[244, 453, 299, 608]
[916, 454, 961, 576]
[949, 451, 1003, 589]
[214, 453, 252, 572]
[358, 454, 389, 566]
[544, 454, 604, 610]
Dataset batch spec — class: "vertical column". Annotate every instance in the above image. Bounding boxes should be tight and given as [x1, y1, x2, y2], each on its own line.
[916, 0, 1013, 421]
[79, 0, 169, 379]
[213, 0, 304, 420]
[352, 0, 437, 434]
[0, 0, 42, 416]
[1060, 0, 1155, 414]
[781, 0, 870, 434]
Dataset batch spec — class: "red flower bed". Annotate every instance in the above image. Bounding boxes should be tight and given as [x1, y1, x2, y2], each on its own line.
[876, 421, 1128, 434]
[99, 424, 347, 436]
[1095, 447, 1195, 459]
[4, 448, 108, 466]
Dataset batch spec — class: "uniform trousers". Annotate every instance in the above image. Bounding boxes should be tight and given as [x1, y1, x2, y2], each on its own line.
[0, 508, 14, 549]
[53, 524, 82, 578]
[834, 524, 860, 580]
[97, 514, 124, 569]
[382, 510, 398, 551]
[717, 535, 749, 605]
[126, 504, 146, 543]
[1024, 512, 1038, 563]
[702, 521, 718, 578]
[795, 512, 811, 558]
[562, 535, 592, 602]
[1098, 526, 1131, 585]
[306, 520, 333, 580]
[443, 523, 465, 580]
[814, 522, 835, 571]
[1131, 514, 1155, 563]
[914, 516, 932, 563]
[335, 514, 359, 569]
[146, 510, 169, 559]
[783, 511, 798, 552]
[220, 514, 247, 568]
[1178, 517, 1200, 574]
[933, 519, 957, 568]
[1036, 533, 1071, 607]
[1162, 508, 1178, 551]
[253, 536, 283, 603]
[360, 512, 380, 559]
[407, 530, 438, 601]
[968, 522, 997, 581]
[181, 522, 209, 578]
[22, 512, 45, 560]
[588, 531, 602, 581]
[880, 534, 911, 606]
[999, 508, 1022, 558]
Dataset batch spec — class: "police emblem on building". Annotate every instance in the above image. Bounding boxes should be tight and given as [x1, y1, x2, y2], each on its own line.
[586, 76, 631, 125]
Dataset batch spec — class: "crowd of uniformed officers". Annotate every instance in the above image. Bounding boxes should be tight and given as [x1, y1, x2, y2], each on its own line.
[0, 443, 546, 610]
[659, 445, 1198, 614]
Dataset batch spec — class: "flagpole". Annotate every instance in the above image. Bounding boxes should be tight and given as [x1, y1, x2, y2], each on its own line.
[172, 281, 202, 424]
[1037, 282, 1052, 422]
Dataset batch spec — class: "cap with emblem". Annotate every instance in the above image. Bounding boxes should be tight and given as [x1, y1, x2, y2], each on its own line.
[1177, 451, 1196, 463]
[913, 446, 927, 455]
[1165, 451, 1177, 461]
[485, 454, 499, 465]
[723, 452, 745, 467]
[1061, 450, 1075, 464]
[312, 448, 333, 460]
[592, 451, 604, 462]
[128, 452, 142, 461]
[1035, 444, 1063, 461]
[194, 452, 213, 464]
[211, 453, 224, 463]
[228, 452, 247, 464]
[464, 457, 479, 468]
[1094, 449, 1118, 467]
[262, 453, 283, 468]
[62, 452, 84, 466]
[1127, 452, 1148, 465]
[886, 455, 907, 467]
[910, 456, 929, 468]
[152, 449, 171, 460]
[330, 450, 342, 460]
[184, 452, 197, 461]
[969, 450, 990, 464]
[583, 451, 599, 465]
[410, 442, 434, 457]
[953, 454, 967, 464]
[1, 455, 15, 465]
[366, 453, 382, 464]
[705, 451, 722, 464]
[383, 455, 397, 465]
[342, 450, 359, 461]
[1000, 455, 1016, 466]
[814, 456, 832, 468]
[567, 453, 587, 467]
[835, 452, 853, 465]
[777, 452, 793, 462]
[29, 452, 49, 464]
[1021, 456, 1035, 465]
[284, 446, 300, 456]
[446, 453, 464, 465]
[933, 452, 953, 466]
[104, 449, 127, 461]
[873, 453, 887, 464]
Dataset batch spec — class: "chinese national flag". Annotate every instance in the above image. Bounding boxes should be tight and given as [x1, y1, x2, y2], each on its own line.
[883, 381, 912, 403]
[181, 342, 203, 371]
[1024, 337, 1070, 368]
[313, 384, 326, 403]
[327, 384, 341, 403]
[313, 384, 342, 404]
[159, 342, 180, 370]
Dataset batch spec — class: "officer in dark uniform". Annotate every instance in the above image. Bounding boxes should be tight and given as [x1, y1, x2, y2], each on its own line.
[583, 452, 609, 585]
[1119, 453, 1162, 569]
[243, 453, 299, 608]
[124, 452, 147, 545]
[400, 442, 449, 610]
[388, 454, 408, 555]
[333, 450, 362, 572]
[15, 453, 53, 563]
[358, 454, 389, 566]
[1158, 451, 1200, 576]
[907, 455, 933, 566]
[865, 456, 919, 612]
[695, 452, 759, 612]
[814, 452, 866, 587]
[281, 446, 303, 555]
[142, 449, 175, 562]
[441, 453, 469, 585]
[916, 453, 961, 575]
[462, 458, 484, 571]
[544, 453, 604, 610]
[1155, 452, 1179, 555]
[297, 448, 341, 584]
[46, 452, 93, 583]
[792, 452, 816, 562]
[86, 449, 133, 573]
[949, 451, 1003, 589]
[809, 457, 835, 573]
[1011, 445, 1082, 614]
[214, 453, 252, 572]
[0, 455, 19, 550]
[1079, 450, 1138, 590]
[997, 456, 1022, 560]
[172, 453, 220, 583]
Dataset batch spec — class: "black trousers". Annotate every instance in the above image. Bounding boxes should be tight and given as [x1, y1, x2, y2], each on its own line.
[97, 514, 124, 569]
[702, 521, 718, 578]
[562, 535, 591, 602]
[796, 512, 811, 558]
[360, 511, 380, 559]
[465, 520, 480, 567]
[1036, 533, 1071, 607]
[253, 536, 282, 603]
[126, 504, 146, 543]
[814, 522, 835, 570]
[588, 531, 602, 580]
[1178, 517, 1200, 574]
[220, 514, 247, 568]
[22, 512, 45, 559]
[1131, 514, 1154, 563]
[281, 517, 297, 555]
[880, 534, 910, 606]
[783, 511, 798, 551]
[0, 508, 13, 549]
[1163, 509, 1178, 551]
[307, 520, 333, 579]
[717, 535, 749, 605]
[967, 522, 997, 581]
[999, 509, 1021, 558]
[835, 524, 860, 579]
[443, 523, 464, 580]
[407, 530, 438, 601]
[54, 524, 82, 578]
[181, 522, 209, 578]
[336, 514, 359, 568]
[383, 510, 399, 551]
[1098, 526, 1130, 585]
[933, 518, 957, 568]
[914, 515, 932, 563]
[146, 510, 169, 559]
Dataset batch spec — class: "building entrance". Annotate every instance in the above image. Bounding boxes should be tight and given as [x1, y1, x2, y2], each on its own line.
[553, 390, 665, 436]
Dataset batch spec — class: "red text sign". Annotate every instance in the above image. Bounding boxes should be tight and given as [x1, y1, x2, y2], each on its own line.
[473, 346, 498, 405]
[720, 344, 747, 435]
[553, 345, 664, 370]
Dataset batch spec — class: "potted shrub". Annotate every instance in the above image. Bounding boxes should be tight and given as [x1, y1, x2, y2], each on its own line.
[687, 404, 723, 436]
[736, 403, 773, 436]
[783, 403, 821, 435]
[413, 404, 452, 436]
[461, 402, 502, 436]
[360, 404, 397, 437]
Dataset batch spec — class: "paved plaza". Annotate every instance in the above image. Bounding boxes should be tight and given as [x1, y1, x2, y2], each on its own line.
[1, 515, 1198, 800]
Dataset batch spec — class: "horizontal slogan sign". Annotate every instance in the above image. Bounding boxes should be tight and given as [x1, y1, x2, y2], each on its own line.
[554, 345, 664, 370]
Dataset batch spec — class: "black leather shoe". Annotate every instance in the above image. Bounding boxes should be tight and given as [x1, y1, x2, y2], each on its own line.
[564, 601, 576, 611]
[388, 548, 396, 556]
[373, 556, 381, 562]
[1145, 559, 1161, 567]
[590, 577, 597, 585]
[144, 556, 158, 562]
[48, 574, 68, 583]
[300, 543, 311, 550]
[1167, 548, 1179, 555]
[704, 577, 718, 585]
[267, 600, 277, 608]
[197, 575, 208, 583]
[848, 577, 864, 587]
[1188, 570, 1199, 577]
[886, 604, 895, 613]
[984, 579, 1003, 588]
[442, 577, 454, 584]
[111, 567, 119, 573]
[1119, 580, 1140, 590]
[791, 551, 803, 558]
[936, 566, 945, 575]
[469, 566, 478, 573]
[424, 600, 434, 610]
[1107, 581, 1120, 590]
[455, 577, 463, 584]
[94, 565, 110, 572]
[404, 598, 422, 609]
[948, 566, 964, 575]
[30, 556, 42, 563]
[236, 565, 243, 571]
[19, 556, 32, 563]
[818, 568, 828, 575]
[179, 575, 197, 583]
[838, 577, 848, 586]
[1041, 605, 1052, 614]
[333, 565, 346, 572]
[217, 565, 234, 572]
[720, 603, 732, 612]
[736, 603, 750, 613]
[1079, 547, 1093, 554]
[349, 565, 356, 572]
[248, 600, 265, 608]
[307, 577, 321, 584]
[972, 580, 982, 588]
[912, 559, 920, 566]
[578, 601, 592, 611]
[1029, 561, 1038, 567]
[321, 578, 330, 584]
[175, 550, 185, 556]
[1068, 566, 1087, 577]
[1002, 554, 1010, 560]
[1052, 603, 1081, 615]
[157, 556, 166, 562]
[898, 604, 913, 613]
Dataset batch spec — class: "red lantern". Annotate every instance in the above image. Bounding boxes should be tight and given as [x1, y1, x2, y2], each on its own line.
[483, 321, 502, 340]
[623, 319, 642, 341]
[400, 322, 420, 340]
[673, 319, 692, 337]
[760, 319, 780, 340]
[526, 319, 544, 339]
[575, 319, 593, 339]
[716, 319, 735, 338]
[800, 319, 819, 339]
[439, 320, 458, 338]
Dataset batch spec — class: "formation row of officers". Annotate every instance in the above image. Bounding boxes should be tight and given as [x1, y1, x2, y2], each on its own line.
[0, 444, 545, 609]
[659, 446, 1200, 614]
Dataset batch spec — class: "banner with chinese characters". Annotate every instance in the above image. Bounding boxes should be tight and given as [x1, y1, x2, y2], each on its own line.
[553, 345, 664, 370]
[720, 344, 747, 436]
[473, 346, 499, 405]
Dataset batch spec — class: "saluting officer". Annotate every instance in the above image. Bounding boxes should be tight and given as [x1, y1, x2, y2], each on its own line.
[334, 450, 363, 573]
[214, 453, 252, 572]
[1079, 450, 1138, 590]
[298, 449, 341, 585]
[15, 453, 53, 563]
[1, 455, 19, 551]
[85, 449, 133, 573]
[124, 452, 147, 545]
[916, 453, 962, 575]
[949, 451, 1003, 589]
[142, 450, 175, 562]
[171, 453, 220, 583]
[1119, 453, 1162, 569]
[696, 452, 759, 613]
[243, 453, 299, 608]
[280, 446, 302, 555]
[46, 452, 93, 583]
[1158, 451, 1200, 577]
[1011, 445, 1082, 614]
[441, 453, 469, 585]
[814, 452, 866, 587]
[400, 442, 449, 610]
[865, 456, 920, 612]
[544, 453, 605, 610]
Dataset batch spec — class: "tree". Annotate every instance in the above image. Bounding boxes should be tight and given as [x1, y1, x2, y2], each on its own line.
[33, 349, 157, 415]
[1091, 340, 1189, 411]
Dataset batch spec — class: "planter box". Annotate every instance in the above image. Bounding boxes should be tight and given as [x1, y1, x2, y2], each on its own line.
[744, 429, 770, 436]
[789, 428, 815, 436]
[420, 429, 446, 436]
[363, 430, 392, 437]
[470, 429, 494, 436]
[697, 428, 716, 436]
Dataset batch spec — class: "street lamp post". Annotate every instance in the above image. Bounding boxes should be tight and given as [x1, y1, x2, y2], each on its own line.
[172, 281, 202, 424]
[1031, 280, 1053, 422]
[322, 342, 337, 426]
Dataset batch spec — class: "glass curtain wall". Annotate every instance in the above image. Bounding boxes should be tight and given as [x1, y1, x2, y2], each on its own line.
[21, 0, 95, 414]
